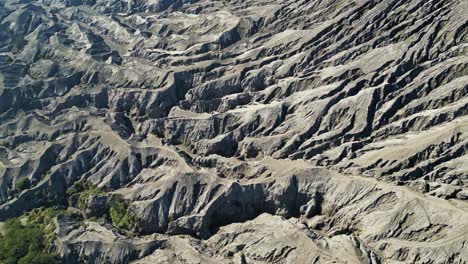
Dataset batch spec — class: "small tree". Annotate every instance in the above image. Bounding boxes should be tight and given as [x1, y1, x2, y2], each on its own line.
[15, 178, 31, 192]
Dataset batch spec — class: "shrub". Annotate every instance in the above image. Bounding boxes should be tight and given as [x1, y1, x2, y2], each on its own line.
[0, 209, 63, 264]
[66, 181, 88, 196]
[15, 178, 31, 192]
[68, 181, 102, 195]
[18, 252, 58, 264]
[0, 219, 44, 264]
[26, 207, 73, 249]
[69, 182, 104, 210]
[109, 196, 134, 230]
[77, 188, 104, 210]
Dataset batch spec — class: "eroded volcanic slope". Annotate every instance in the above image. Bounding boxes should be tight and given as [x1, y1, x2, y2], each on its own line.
[0, 0, 468, 263]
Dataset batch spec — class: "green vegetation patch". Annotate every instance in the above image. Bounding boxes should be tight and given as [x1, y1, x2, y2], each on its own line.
[0, 207, 70, 264]
[67, 181, 98, 197]
[14, 178, 31, 192]
[67, 181, 105, 210]
[109, 196, 134, 231]
[77, 189, 105, 210]
[67, 182, 136, 233]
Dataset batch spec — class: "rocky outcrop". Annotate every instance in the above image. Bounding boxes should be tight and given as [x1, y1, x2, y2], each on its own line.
[54, 162, 468, 263]
[55, 215, 163, 264]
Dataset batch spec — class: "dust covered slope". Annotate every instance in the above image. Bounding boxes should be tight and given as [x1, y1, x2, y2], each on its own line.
[0, 0, 467, 263]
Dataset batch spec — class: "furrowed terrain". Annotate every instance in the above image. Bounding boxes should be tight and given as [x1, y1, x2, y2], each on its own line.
[0, 0, 467, 263]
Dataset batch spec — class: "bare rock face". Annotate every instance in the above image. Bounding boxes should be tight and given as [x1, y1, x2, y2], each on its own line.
[0, 0, 467, 263]
[55, 215, 163, 264]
